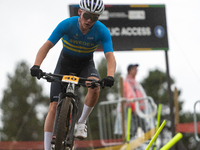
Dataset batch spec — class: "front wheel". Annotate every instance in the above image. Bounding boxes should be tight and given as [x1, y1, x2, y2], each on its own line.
[55, 97, 72, 150]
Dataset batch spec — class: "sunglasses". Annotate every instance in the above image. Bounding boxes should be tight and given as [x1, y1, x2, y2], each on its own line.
[82, 12, 99, 22]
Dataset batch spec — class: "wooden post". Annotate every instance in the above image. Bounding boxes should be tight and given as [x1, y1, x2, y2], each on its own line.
[174, 87, 179, 133]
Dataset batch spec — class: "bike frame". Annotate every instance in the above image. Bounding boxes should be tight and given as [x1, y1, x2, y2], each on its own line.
[42, 73, 102, 150]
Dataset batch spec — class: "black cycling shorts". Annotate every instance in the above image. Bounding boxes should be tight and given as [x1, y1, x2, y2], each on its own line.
[50, 51, 101, 102]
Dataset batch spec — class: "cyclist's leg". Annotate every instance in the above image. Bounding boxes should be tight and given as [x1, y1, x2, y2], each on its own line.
[44, 101, 58, 150]
[44, 102, 59, 132]
[78, 76, 100, 124]
[78, 59, 100, 122]
[85, 77, 100, 106]
[75, 60, 100, 138]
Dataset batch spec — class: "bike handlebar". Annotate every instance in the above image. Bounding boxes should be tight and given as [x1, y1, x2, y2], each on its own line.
[41, 72, 105, 88]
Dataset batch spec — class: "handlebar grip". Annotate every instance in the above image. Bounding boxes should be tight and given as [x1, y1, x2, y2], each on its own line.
[42, 72, 55, 82]
[100, 80, 105, 89]
[42, 72, 47, 77]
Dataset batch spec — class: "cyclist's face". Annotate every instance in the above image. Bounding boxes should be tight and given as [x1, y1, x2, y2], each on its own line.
[79, 9, 99, 29]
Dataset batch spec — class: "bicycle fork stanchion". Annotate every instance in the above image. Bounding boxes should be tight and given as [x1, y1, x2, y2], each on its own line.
[126, 107, 132, 150]
[66, 98, 79, 148]
[145, 120, 167, 150]
[153, 104, 162, 150]
[160, 133, 183, 150]
[51, 97, 63, 145]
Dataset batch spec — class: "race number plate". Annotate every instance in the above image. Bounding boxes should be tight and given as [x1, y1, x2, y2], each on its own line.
[62, 75, 79, 84]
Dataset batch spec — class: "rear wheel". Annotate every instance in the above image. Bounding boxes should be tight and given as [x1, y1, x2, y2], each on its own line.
[55, 97, 72, 150]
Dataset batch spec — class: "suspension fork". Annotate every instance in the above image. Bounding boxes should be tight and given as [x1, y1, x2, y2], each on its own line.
[66, 98, 79, 146]
[52, 93, 64, 136]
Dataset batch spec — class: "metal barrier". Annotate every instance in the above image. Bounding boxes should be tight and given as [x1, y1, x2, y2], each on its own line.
[194, 100, 200, 142]
[97, 96, 157, 147]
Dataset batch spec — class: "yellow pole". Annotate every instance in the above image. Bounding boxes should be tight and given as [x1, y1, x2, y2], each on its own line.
[126, 108, 132, 150]
[153, 104, 162, 150]
[145, 120, 167, 150]
[160, 133, 183, 150]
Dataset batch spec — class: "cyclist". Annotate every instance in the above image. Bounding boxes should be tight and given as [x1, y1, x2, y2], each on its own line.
[30, 0, 116, 149]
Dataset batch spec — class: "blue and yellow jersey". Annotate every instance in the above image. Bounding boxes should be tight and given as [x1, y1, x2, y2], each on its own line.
[48, 16, 113, 59]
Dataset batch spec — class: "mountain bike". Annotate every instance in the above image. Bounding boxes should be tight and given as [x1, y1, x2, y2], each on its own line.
[41, 72, 104, 150]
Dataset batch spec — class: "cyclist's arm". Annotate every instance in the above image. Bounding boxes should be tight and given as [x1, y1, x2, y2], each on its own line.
[105, 52, 116, 77]
[34, 40, 54, 66]
[99, 24, 116, 77]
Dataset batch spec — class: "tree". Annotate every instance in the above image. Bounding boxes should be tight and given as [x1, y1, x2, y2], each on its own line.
[141, 69, 176, 105]
[1, 61, 49, 141]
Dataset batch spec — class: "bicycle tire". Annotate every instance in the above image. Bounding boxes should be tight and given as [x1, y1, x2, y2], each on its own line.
[55, 97, 72, 150]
